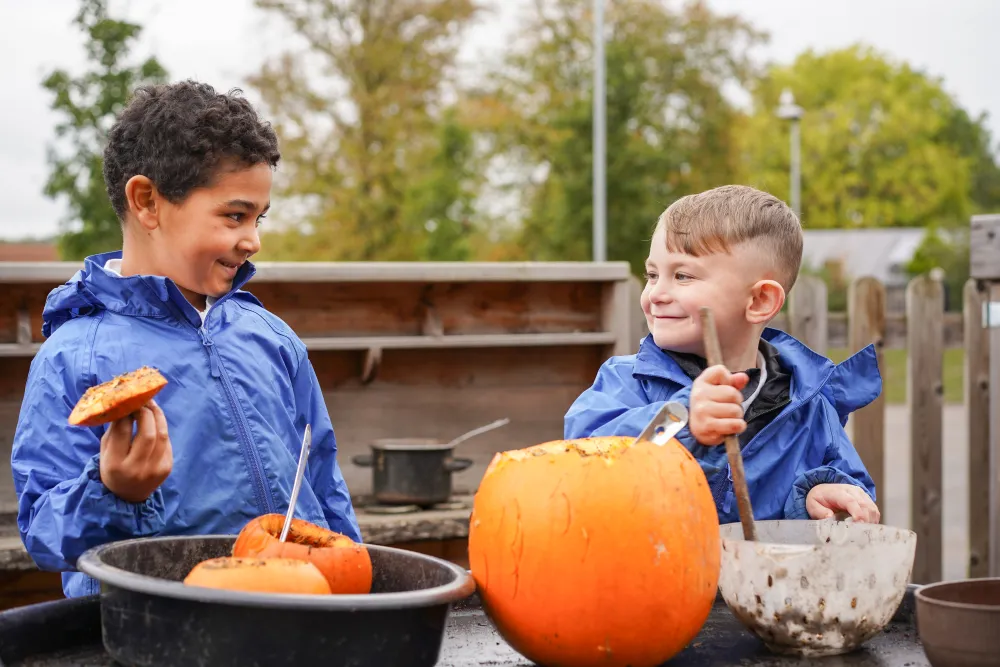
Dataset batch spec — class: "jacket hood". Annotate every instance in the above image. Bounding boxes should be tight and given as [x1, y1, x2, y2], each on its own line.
[42, 250, 259, 337]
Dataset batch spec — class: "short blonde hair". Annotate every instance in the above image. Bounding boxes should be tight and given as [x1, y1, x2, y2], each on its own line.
[657, 184, 803, 291]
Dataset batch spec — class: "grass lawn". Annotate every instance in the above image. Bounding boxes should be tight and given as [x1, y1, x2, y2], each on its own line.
[826, 347, 965, 405]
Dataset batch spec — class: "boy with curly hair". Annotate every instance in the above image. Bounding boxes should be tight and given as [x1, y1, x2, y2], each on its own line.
[11, 80, 362, 598]
[565, 185, 881, 525]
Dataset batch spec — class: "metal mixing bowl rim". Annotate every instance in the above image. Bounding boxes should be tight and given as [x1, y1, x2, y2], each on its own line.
[914, 577, 1000, 612]
[77, 535, 476, 611]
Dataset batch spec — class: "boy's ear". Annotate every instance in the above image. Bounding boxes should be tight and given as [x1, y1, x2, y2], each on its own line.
[747, 279, 785, 324]
[124, 175, 161, 232]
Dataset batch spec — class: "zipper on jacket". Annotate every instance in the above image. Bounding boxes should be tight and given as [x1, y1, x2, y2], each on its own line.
[199, 325, 275, 515]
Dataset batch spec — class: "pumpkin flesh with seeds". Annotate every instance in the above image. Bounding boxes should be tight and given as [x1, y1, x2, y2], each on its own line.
[68, 366, 168, 427]
[233, 514, 373, 594]
[468, 435, 720, 667]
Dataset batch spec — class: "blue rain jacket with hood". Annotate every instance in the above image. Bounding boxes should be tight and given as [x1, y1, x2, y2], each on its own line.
[11, 251, 362, 598]
[564, 329, 880, 523]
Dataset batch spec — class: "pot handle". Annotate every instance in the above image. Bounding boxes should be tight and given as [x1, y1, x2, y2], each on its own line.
[444, 457, 474, 472]
[351, 454, 374, 467]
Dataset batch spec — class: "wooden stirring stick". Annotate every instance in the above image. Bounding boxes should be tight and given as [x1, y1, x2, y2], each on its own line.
[699, 307, 758, 542]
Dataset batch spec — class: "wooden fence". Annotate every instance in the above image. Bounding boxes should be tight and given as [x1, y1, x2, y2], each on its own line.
[783, 273, 989, 585]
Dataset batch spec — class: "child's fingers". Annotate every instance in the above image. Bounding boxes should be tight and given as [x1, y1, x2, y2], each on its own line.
[698, 364, 733, 385]
[126, 405, 157, 464]
[145, 400, 170, 463]
[694, 383, 744, 406]
[707, 418, 747, 438]
[102, 414, 134, 463]
[730, 372, 750, 391]
[699, 401, 744, 421]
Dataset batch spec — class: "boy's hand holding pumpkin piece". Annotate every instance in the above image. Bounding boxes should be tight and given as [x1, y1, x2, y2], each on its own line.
[99, 400, 173, 503]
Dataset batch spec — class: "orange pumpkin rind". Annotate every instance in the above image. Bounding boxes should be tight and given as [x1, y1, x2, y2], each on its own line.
[183, 556, 332, 595]
[68, 366, 168, 427]
[233, 514, 373, 594]
[469, 435, 721, 667]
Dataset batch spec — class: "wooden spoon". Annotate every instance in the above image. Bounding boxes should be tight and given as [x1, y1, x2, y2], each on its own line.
[699, 307, 757, 542]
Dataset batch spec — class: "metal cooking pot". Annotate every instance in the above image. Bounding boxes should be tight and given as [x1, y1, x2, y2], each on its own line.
[352, 438, 474, 506]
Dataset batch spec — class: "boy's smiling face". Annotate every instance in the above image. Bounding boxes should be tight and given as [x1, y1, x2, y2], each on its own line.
[124, 162, 272, 310]
[641, 223, 769, 359]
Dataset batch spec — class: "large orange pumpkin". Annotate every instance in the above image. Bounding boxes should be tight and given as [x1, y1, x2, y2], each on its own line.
[184, 557, 332, 595]
[68, 366, 168, 427]
[468, 435, 720, 667]
[232, 514, 372, 594]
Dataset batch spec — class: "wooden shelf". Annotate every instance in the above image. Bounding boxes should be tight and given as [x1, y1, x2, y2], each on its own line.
[302, 332, 617, 351]
[0, 261, 633, 284]
[0, 332, 618, 358]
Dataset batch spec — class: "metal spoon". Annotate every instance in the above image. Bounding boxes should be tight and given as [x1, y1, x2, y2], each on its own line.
[279, 424, 312, 543]
[445, 418, 511, 449]
[633, 402, 689, 446]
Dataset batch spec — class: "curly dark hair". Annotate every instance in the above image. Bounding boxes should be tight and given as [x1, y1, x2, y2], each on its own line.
[103, 80, 281, 220]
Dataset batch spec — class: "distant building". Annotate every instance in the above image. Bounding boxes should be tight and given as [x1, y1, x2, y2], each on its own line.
[800, 228, 928, 312]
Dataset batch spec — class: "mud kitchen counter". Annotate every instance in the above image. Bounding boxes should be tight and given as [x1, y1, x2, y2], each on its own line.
[0, 261, 640, 609]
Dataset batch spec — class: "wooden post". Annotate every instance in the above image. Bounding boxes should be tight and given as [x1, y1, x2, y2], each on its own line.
[969, 214, 1000, 577]
[848, 277, 886, 514]
[788, 274, 828, 353]
[907, 274, 944, 584]
[601, 276, 635, 357]
[966, 279, 990, 578]
[990, 281, 1000, 577]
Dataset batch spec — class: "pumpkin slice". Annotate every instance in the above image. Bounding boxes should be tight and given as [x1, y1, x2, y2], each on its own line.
[184, 556, 331, 595]
[68, 366, 168, 427]
[233, 514, 373, 594]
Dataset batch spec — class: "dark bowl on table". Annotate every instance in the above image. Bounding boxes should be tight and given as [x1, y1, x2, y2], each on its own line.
[77, 534, 476, 667]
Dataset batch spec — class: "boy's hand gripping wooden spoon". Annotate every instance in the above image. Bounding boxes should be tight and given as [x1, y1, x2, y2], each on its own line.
[699, 306, 757, 542]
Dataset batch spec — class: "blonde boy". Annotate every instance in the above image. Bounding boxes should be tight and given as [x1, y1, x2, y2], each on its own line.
[565, 185, 881, 523]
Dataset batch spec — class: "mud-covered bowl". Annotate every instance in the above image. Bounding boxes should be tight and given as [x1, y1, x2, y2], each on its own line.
[717, 519, 916, 657]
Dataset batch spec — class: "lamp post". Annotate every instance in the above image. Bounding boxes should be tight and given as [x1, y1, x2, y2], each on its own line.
[776, 88, 804, 219]
[592, 0, 606, 262]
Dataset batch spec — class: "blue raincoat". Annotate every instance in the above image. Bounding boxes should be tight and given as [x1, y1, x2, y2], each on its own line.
[564, 330, 880, 523]
[11, 251, 362, 598]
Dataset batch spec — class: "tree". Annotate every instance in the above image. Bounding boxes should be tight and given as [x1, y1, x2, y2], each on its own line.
[248, 0, 485, 261]
[462, 0, 764, 275]
[42, 0, 168, 260]
[739, 45, 1000, 230]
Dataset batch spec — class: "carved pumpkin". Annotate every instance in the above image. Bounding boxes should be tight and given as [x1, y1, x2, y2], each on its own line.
[468, 435, 720, 667]
[233, 514, 372, 594]
[184, 557, 331, 595]
[68, 366, 168, 427]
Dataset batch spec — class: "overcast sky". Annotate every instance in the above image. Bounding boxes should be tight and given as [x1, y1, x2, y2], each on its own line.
[2, 0, 997, 241]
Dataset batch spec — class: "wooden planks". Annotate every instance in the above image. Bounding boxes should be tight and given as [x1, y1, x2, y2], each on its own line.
[965, 279, 990, 577]
[907, 275, 944, 584]
[848, 277, 887, 514]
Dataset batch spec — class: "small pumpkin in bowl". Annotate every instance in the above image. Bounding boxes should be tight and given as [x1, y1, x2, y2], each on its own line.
[233, 514, 372, 594]
[184, 557, 331, 595]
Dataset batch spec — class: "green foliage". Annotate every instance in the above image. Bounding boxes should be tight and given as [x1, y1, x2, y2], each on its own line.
[740, 45, 1000, 230]
[249, 0, 485, 261]
[42, 0, 168, 260]
[905, 226, 970, 311]
[466, 0, 763, 275]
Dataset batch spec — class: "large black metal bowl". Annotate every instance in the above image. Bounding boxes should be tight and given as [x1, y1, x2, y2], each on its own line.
[76, 535, 475, 667]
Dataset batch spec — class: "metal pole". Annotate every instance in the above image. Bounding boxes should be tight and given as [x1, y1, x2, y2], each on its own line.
[592, 0, 606, 262]
[790, 118, 801, 219]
